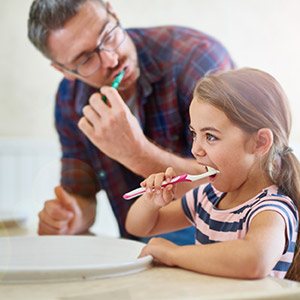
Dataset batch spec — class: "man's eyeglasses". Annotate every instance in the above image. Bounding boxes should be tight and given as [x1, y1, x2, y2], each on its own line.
[57, 20, 126, 77]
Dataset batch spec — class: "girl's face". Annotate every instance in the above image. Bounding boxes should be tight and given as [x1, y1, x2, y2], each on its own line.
[189, 99, 258, 193]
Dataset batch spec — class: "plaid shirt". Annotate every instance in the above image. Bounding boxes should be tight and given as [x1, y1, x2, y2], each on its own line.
[55, 26, 235, 238]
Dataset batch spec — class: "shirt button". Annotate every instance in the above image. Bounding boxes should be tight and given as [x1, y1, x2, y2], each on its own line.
[99, 171, 106, 179]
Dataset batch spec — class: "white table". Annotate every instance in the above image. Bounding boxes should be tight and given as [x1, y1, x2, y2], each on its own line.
[1, 223, 300, 300]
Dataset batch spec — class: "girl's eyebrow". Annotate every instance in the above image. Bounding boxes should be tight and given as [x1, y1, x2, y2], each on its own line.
[189, 125, 220, 133]
[200, 127, 221, 133]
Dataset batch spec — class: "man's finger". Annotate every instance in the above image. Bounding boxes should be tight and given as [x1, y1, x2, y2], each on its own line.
[78, 117, 94, 138]
[89, 92, 110, 113]
[100, 86, 126, 109]
[55, 186, 82, 218]
[82, 105, 101, 125]
[39, 209, 71, 230]
[43, 200, 74, 221]
[38, 220, 68, 235]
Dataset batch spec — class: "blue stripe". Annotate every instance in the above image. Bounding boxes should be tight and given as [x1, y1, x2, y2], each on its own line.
[273, 260, 291, 272]
[287, 241, 296, 253]
[195, 228, 218, 244]
[257, 190, 268, 199]
[196, 202, 210, 223]
[203, 184, 220, 205]
[231, 199, 261, 214]
[230, 191, 267, 214]
[193, 187, 199, 212]
[269, 190, 298, 221]
[182, 196, 194, 224]
[202, 185, 267, 215]
[196, 202, 247, 232]
[276, 199, 299, 222]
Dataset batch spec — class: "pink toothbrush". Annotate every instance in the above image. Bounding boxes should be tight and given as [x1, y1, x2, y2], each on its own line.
[123, 167, 219, 200]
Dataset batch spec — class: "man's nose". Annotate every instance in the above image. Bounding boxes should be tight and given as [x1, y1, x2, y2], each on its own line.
[100, 50, 119, 69]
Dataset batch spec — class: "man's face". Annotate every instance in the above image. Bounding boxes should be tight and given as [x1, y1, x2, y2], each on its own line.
[48, 1, 140, 90]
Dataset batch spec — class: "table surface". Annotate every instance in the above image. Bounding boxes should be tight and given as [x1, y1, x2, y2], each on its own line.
[1, 223, 300, 300]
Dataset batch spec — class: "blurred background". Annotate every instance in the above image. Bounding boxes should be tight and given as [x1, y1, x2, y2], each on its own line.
[0, 0, 299, 235]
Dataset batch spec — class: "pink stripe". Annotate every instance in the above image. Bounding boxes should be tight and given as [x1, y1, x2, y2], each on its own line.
[292, 231, 298, 242]
[280, 252, 294, 263]
[269, 270, 285, 279]
[185, 189, 196, 216]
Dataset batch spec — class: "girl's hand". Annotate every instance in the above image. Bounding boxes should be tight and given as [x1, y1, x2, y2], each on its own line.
[139, 237, 179, 266]
[140, 167, 177, 208]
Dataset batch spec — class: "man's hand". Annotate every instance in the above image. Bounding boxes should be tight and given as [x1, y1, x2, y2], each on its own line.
[38, 186, 96, 235]
[78, 87, 148, 163]
[78, 86, 205, 185]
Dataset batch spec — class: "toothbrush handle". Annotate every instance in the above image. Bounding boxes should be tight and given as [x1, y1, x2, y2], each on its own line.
[102, 70, 125, 103]
[123, 174, 189, 200]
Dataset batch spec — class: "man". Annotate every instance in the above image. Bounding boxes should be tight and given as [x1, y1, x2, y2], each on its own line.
[28, 0, 234, 244]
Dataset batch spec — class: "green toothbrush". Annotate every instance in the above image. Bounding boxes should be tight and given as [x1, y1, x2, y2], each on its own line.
[102, 69, 125, 103]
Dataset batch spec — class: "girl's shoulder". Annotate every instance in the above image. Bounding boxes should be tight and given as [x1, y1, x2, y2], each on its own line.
[247, 185, 298, 228]
[254, 185, 297, 211]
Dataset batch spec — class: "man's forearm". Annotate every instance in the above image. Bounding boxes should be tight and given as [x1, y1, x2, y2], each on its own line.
[119, 139, 206, 197]
[122, 138, 202, 175]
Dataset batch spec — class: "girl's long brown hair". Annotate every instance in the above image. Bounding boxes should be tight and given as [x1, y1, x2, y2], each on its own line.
[194, 68, 300, 281]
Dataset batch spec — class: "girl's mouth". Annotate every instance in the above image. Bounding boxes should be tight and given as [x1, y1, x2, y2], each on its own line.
[205, 166, 219, 180]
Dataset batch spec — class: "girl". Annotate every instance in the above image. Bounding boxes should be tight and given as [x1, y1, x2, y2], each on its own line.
[125, 68, 300, 280]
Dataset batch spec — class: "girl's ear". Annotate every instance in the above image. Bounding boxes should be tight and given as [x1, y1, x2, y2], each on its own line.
[51, 62, 77, 81]
[254, 128, 273, 156]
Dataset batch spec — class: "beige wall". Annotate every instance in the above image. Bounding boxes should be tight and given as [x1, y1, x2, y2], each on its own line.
[1, 0, 300, 142]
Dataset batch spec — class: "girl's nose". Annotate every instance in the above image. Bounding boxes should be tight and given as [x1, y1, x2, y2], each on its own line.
[191, 142, 206, 158]
[100, 50, 119, 69]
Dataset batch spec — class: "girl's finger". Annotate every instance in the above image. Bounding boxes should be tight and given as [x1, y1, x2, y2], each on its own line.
[165, 167, 176, 182]
[154, 173, 165, 190]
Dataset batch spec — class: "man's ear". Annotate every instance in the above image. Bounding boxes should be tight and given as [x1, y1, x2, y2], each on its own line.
[51, 62, 77, 81]
[106, 2, 119, 20]
[254, 128, 273, 156]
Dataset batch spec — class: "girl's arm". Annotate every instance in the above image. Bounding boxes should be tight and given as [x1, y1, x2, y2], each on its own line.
[126, 197, 190, 237]
[140, 210, 286, 279]
[125, 168, 191, 236]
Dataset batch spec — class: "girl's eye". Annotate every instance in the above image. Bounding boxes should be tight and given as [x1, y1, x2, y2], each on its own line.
[190, 130, 196, 139]
[206, 133, 218, 142]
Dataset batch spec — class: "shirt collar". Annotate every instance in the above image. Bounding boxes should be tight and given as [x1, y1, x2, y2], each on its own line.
[128, 28, 163, 85]
[127, 29, 165, 101]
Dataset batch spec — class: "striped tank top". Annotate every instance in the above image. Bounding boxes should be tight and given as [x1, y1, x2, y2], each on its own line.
[182, 184, 299, 278]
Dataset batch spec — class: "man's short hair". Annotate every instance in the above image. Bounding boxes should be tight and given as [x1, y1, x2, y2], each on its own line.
[28, 0, 104, 59]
